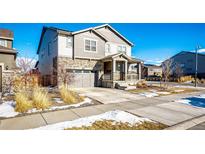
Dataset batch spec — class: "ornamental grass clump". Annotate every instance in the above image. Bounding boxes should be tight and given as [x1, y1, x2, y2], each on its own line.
[32, 88, 51, 110]
[60, 85, 84, 104]
[15, 92, 33, 113]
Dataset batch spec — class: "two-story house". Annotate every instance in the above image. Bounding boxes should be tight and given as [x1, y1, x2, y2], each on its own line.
[36, 24, 142, 88]
[0, 29, 17, 93]
[162, 51, 205, 78]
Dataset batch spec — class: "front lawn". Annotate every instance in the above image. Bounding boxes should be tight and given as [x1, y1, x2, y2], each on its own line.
[128, 85, 199, 98]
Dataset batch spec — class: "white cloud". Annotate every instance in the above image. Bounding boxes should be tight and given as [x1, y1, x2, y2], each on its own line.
[144, 59, 163, 66]
[198, 48, 205, 53]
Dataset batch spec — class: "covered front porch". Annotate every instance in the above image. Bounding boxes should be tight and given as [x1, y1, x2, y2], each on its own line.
[100, 53, 142, 88]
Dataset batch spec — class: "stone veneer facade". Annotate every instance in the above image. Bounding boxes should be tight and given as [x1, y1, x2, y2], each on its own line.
[52, 57, 103, 86]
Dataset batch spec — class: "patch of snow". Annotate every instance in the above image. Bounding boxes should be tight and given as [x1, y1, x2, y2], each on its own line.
[174, 85, 205, 90]
[0, 98, 92, 118]
[156, 91, 171, 95]
[49, 97, 92, 110]
[52, 98, 64, 104]
[32, 110, 152, 130]
[149, 89, 158, 93]
[174, 89, 184, 93]
[175, 94, 205, 108]
[139, 92, 159, 98]
[0, 101, 18, 118]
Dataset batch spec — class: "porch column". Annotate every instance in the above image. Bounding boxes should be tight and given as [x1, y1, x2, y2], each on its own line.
[112, 59, 116, 80]
[125, 60, 127, 81]
[138, 62, 142, 80]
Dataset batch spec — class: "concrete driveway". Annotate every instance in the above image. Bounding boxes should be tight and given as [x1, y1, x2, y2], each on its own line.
[75, 87, 145, 104]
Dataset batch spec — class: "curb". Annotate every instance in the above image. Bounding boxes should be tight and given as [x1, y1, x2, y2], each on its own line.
[165, 114, 205, 130]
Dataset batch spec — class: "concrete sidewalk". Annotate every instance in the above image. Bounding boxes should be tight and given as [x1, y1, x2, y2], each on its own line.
[0, 90, 205, 130]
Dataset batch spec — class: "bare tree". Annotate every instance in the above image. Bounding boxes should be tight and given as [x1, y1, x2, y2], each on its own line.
[162, 59, 174, 88]
[57, 69, 75, 87]
[174, 63, 183, 81]
[16, 57, 36, 73]
[15, 53, 38, 90]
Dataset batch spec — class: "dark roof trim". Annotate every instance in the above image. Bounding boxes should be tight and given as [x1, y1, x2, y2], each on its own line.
[35, 61, 39, 68]
[163, 51, 205, 63]
[37, 26, 72, 54]
[37, 27, 47, 54]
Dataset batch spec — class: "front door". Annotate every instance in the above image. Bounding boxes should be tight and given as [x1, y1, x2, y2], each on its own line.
[0, 66, 2, 92]
[116, 61, 125, 80]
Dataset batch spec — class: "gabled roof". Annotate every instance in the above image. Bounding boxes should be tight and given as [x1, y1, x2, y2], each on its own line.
[163, 50, 205, 63]
[72, 24, 134, 46]
[95, 24, 134, 46]
[37, 24, 134, 54]
[37, 26, 72, 54]
[100, 53, 142, 63]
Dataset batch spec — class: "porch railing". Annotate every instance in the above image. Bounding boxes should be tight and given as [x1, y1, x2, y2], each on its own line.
[103, 73, 112, 80]
[127, 73, 139, 81]
[102, 73, 139, 81]
[113, 72, 125, 81]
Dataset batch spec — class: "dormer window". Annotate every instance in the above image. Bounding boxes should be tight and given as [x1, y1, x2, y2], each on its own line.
[0, 39, 7, 47]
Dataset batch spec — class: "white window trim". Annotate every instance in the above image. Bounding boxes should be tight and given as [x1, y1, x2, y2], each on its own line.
[117, 45, 127, 53]
[105, 43, 111, 53]
[84, 38, 98, 53]
[66, 37, 72, 48]
[0, 39, 7, 47]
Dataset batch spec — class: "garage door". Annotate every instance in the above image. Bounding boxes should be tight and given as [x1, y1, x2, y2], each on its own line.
[0, 66, 2, 92]
[68, 69, 95, 88]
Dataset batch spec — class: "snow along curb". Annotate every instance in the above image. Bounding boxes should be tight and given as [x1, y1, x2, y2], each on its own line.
[165, 114, 205, 130]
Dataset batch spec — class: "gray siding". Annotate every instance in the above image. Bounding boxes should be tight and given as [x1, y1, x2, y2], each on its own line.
[96, 27, 130, 45]
[168, 52, 205, 76]
[38, 29, 58, 75]
[0, 53, 16, 69]
[74, 31, 106, 59]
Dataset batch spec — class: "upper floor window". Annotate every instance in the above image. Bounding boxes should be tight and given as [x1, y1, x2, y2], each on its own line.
[66, 37, 72, 48]
[105, 44, 110, 53]
[84, 39, 97, 52]
[0, 39, 7, 47]
[117, 45, 126, 54]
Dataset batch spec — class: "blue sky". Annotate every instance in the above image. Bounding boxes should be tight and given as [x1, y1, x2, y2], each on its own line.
[1, 23, 205, 65]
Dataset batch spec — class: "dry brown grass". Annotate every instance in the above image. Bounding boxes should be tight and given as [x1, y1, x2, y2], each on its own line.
[178, 76, 193, 83]
[60, 85, 84, 104]
[65, 120, 167, 130]
[15, 92, 33, 113]
[32, 88, 51, 110]
[136, 80, 148, 88]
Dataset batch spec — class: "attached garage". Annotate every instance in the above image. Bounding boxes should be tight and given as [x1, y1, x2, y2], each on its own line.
[67, 69, 95, 88]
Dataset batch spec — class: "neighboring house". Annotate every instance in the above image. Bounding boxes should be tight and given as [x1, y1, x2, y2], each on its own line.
[142, 64, 162, 78]
[162, 51, 205, 78]
[36, 24, 143, 88]
[0, 29, 17, 93]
